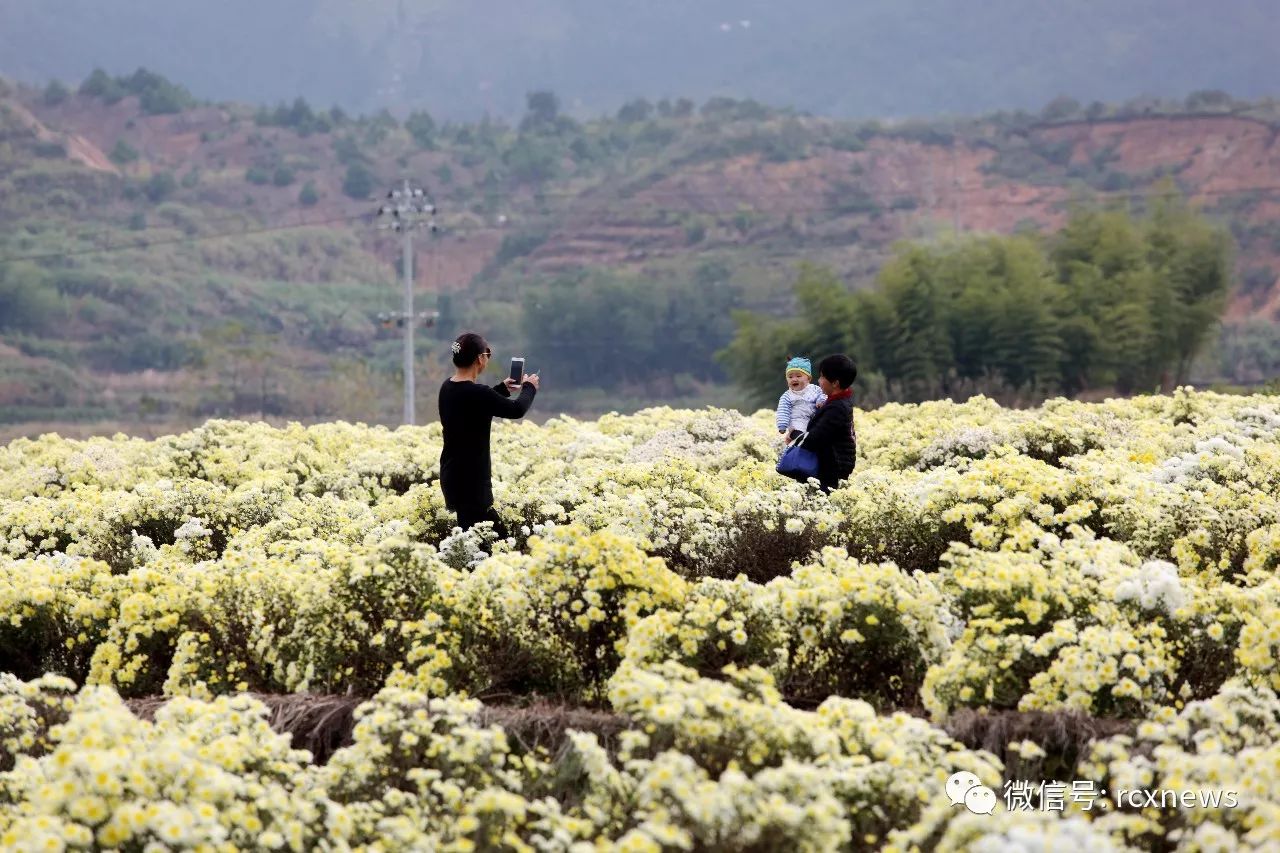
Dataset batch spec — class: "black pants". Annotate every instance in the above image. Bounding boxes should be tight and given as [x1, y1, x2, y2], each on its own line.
[454, 504, 509, 539]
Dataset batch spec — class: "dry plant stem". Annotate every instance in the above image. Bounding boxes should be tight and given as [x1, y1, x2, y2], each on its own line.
[122, 692, 1134, 778]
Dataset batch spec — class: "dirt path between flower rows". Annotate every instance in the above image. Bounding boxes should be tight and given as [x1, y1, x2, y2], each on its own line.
[124, 693, 1135, 774]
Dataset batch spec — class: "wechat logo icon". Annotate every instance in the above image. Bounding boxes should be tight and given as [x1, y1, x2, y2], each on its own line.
[947, 771, 997, 815]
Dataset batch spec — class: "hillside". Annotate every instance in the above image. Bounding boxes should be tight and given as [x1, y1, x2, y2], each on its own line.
[2, 74, 1280, 435]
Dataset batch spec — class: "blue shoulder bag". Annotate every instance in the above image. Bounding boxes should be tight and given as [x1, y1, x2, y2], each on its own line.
[776, 431, 820, 481]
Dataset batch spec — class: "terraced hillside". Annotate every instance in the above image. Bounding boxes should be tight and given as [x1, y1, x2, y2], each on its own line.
[2, 74, 1279, 433]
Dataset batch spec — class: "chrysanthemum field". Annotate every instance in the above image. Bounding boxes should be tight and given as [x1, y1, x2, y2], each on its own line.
[4, 388, 1280, 851]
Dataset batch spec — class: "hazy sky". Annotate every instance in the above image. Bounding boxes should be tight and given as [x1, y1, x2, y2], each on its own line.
[2, 0, 1276, 119]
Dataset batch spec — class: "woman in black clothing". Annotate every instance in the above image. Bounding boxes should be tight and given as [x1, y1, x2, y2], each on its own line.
[795, 354, 858, 492]
[438, 332, 539, 535]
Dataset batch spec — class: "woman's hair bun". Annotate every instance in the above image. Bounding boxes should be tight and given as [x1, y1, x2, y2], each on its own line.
[452, 331, 487, 367]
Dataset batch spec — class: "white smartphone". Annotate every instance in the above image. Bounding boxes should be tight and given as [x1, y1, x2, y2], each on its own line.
[508, 357, 525, 384]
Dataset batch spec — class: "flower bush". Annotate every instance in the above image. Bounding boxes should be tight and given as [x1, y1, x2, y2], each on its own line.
[484, 526, 688, 698]
[0, 687, 350, 852]
[319, 687, 563, 850]
[608, 660, 1001, 846]
[774, 548, 949, 708]
[1081, 681, 1280, 850]
[0, 554, 113, 683]
[621, 576, 788, 681]
[0, 673, 76, 771]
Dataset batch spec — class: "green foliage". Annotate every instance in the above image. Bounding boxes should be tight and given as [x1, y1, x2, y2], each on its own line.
[700, 97, 772, 122]
[432, 291, 459, 341]
[877, 120, 955, 146]
[32, 141, 66, 159]
[983, 135, 1082, 184]
[82, 334, 198, 372]
[129, 68, 196, 115]
[254, 97, 332, 136]
[632, 121, 677, 152]
[1041, 95, 1082, 122]
[724, 198, 1231, 405]
[494, 229, 550, 265]
[271, 166, 295, 187]
[405, 110, 437, 149]
[0, 263, 62, 333]
[140, 171, 177, 202]
[80, 67, 196, 114]
[342, 163, 375, 199]
[0, 355, 83, 417]
[520, 90, 561, 133]
[827, 130, 866, 153]
[1139, 189, 1234, 382]
[684, 219, 707, 245]
[127, 212, 147, 231]
[41, 80, 70, 106]
[671, 98, 695, 118]
[827, 183, 881, 216]
[79, 69, 125, 104]
[617, 98, 654, 124]
[1185, 90, 1236, 113]
[1208, 319, 1280, 385]
[109, 140, 138, 166]
[245, 166, 271, 186]
[361, 109, 400, 147]
[332, 135, 367, 167]
[153, 203, 201, 235]
[523, 266, 737, 387]
[760, 119, 810, 163]
[503, 136, 561, 184]
[298, 180, 319, 206]
[669, 118, 815, 169]
[1036, 140, 1075, 166]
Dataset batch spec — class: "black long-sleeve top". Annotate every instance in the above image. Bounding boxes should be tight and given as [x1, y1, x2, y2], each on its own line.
[801, 393, 857, 491]
[438, 378, 536, 511]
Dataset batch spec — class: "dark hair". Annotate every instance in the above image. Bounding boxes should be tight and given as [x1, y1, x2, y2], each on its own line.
[818, 354, 858, 389]
[452, 331, 488, 367]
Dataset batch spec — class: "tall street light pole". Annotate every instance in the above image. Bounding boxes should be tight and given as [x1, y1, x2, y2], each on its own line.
[376, 179, 437, 425]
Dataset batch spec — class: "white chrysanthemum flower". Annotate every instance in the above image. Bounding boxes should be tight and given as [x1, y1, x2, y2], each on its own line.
[173, 517, 213, 540]
[1114, 559, 1186, 616]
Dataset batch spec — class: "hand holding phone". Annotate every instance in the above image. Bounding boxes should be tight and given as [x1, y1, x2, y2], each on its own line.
[508, 356, 525, 384]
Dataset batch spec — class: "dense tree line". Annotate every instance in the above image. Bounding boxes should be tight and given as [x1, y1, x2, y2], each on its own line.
[1211, 319, 1280, 387]
[254, 97, 343, 136]
[79, 68, 195, 115]
[721, 197, 1233, 406]
[521, 263, 738, 388]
